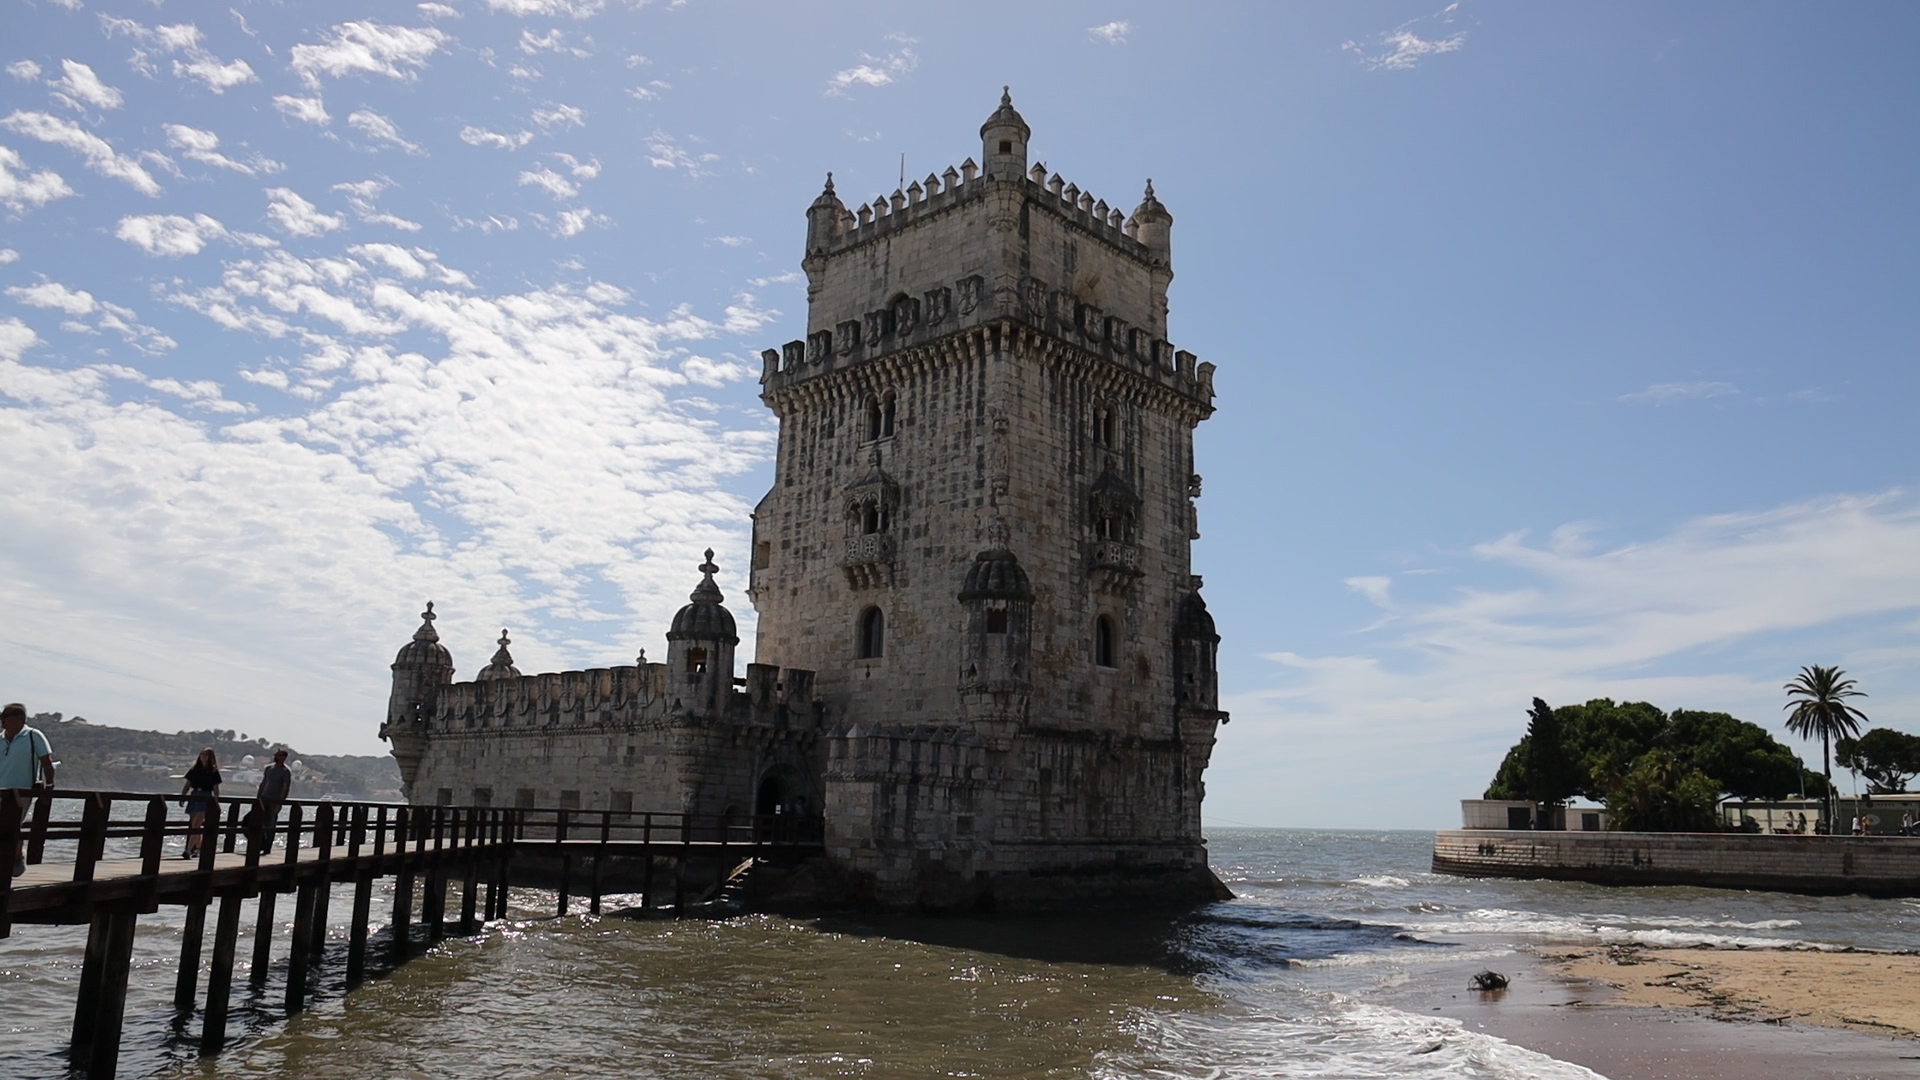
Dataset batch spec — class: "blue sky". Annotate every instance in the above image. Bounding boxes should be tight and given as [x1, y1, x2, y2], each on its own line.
[3, 1, 1917, 828]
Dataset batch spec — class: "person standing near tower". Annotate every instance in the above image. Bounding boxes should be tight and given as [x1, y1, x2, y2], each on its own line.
[2, 702, 55, 877]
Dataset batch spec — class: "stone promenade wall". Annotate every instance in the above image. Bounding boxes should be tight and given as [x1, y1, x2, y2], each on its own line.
[1432, 829, 1920, 897]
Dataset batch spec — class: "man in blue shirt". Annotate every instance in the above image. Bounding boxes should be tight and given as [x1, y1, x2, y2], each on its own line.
[3, 702, 56, 877]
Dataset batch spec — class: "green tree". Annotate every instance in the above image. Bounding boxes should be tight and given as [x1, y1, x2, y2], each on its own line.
[1520, 697, 1581, 807]
[1485, 698, 1810, 802]
[1664, 709, 1805, 798]
[1783, 665, 1869, 830]
[1835, 728, 1920, 794]
[1605, 750, 1722, 832]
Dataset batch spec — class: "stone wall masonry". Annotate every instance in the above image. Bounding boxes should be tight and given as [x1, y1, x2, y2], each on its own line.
[1432, 829, 1920, 897]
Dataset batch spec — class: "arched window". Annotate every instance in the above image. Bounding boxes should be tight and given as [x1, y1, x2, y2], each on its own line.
[881, 392, 896, 437]
[1094, 615, 1116, 668]
[865, 396, 883, 441]
[858, 607, 886, 659]
[985, 608, 1009, 634]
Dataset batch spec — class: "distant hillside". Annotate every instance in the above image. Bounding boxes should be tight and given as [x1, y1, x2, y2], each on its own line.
[23, 712, 403, 800]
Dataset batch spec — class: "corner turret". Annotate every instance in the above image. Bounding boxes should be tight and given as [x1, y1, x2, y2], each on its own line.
[479, 628, 520, 680]
[957, 520, 1034, 748]
[666, 549, 739, 717]
[1131, 179, 1174, 334]
[382, 602, 455, 791]
[805, 172, 847, 255]
[980, 86, 1030, 181]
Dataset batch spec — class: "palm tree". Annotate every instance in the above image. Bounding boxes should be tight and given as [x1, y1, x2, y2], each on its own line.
[1784, 665, 1869, 833]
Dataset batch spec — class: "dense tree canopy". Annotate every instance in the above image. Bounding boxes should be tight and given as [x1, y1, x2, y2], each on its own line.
[1485, 698, 1811, 808]
[1836, 728, 1920, 794]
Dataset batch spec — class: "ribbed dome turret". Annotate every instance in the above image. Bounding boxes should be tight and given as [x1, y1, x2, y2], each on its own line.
[959, 522, 1033, 601]
[478, 628, 520, 679]
[979, 86, 1030, 141]
[668, 549, 739, 644]
[393, 602, 453, 668]
[1131, 178, 1170, 225]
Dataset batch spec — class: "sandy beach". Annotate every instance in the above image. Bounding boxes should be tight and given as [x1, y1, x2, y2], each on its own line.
[1390, 947, 1920, 1080]
[1543, 943, 1920, 1039]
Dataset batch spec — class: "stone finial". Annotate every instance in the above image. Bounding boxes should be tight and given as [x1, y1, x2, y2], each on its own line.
[1062, 182, 1079, 206]
[987, 517, 1011, 551]
[960, 158, 978, 182]
[480, 628, 520, 679]
[925, 171, 941, 196]
[872, 196, 889, 219]
[1109, 209, 1126, 229]
[890, 188, 907, 213]
[907, 180, 924, 204]
[637, 647, 648, 667]
[1094, 198, 1109, 220]
[1029, 162, 1047, 184]
[414, 601, 439, 642]
[690, 548, 724, 604]
[1048, 173, 1065, 197]
[1079, 192, 1095, 214]
[856, 203, 873, 226]
[943, 164, 960, 188]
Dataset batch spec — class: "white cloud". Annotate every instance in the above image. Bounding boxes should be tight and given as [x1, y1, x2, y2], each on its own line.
[1344, 575, 1393, 607]
[333, 178, 424, 232]
[6, 277, 175, 352]
[508, 64, 542, 81]
[164, 124, 282, 175]
[450, 214, 519, 234]
[518, 165, 579, 201]
[273, 94, 332, 126]
[553, 152, 599, 179]
[708, 235, 748, 248]
[537, 207, 607, 237]
[459, 125, 533, 151]
[0, 110, 161, 196]
[173, 54, 258, 93]
[264, 187, 346, 237]
[7, 61, 42, 82]
[1088, 21, 1130, 45]
[0, 145, 76, 212]
[1343, 5, 1466, 72]
[48, 60, 123, 111]
[747, 270, 803, 288]
[1618, 380, 1741, 404]
[348, 110, 424, 155]
[531, 103, 585, 130]
[827, 35, 918, 96]
[418, 2, 462, 18]
[0, 249, 17, 265]
[487, 0, 604, 17]
[1226, 490, 1920, 826]
[627, 80, 670, 102]
[0, 251, 770, 753]
[289, 22, 448, 88]
[520, 29, 589, 57]
[115, 212, 230, 257]
[644, 131, 717, 178]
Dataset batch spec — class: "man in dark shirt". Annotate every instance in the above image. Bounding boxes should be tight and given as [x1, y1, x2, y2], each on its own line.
[256, 748, 293, 853]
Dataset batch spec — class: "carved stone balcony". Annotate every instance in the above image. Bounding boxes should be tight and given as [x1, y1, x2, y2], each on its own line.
[1088, 538, 1143, 594]
[843, 532, 898, 589]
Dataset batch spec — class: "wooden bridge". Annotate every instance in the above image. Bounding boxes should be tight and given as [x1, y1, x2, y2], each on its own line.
[1, 789, 824, 1080]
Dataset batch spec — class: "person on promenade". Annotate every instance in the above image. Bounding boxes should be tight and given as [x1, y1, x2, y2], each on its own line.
[255, 748, 292, 853]
[2, 703, 55, 878]
[180, 747, 221, 859]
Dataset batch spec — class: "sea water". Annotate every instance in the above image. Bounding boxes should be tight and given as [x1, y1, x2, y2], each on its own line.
[4, 828, 1915, 1078]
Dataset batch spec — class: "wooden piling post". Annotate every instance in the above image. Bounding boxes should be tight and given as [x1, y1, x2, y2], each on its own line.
[249, 889, 277, 986]
[347, 874, 374, 987]
[391, 806, 414, 961]
[306, 804, 335, 967]
[591, 810, 609, 915]
[174, 898, 208, 1011]
[72, 905, 139, 1080]
[286, 881, 318, 1014]
[199, 892, 242, 1054]
[641, 813, 654, 912]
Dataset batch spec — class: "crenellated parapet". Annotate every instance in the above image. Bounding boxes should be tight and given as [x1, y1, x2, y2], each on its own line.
[421, 660, 824, 736]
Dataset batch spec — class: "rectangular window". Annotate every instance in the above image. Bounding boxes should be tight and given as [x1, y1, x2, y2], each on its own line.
[435, 788, 453, 806]
[985, 609, 1008, 634]
[612, 791, 634, 814]
[754, 541, 771, 569]
[559, 789, 581, 810]
[515, 787, 536, 809]
[472, 787, 493, 807]
[687, 647, 708, 674]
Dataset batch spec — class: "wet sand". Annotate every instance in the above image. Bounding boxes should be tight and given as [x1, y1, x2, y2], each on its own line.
[1384, 949, 1920, 1080]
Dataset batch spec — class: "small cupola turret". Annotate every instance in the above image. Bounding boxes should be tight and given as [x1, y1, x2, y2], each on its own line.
[479, 628, 520, 680]
[1130, 179, 1173, 266]
[805, 172, 848, 254]
[666, 549, 740, 717]
[382, 601, 455, 790]
[957, 521, 1035, 744]
[1173, 577, 1220, 713]
[980, 86, 1030, 181]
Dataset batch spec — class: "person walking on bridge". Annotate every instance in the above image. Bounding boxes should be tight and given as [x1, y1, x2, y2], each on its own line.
[255, 748, 292, 853]
[180, 748, 221, 859]
[2, 702, 55, 878]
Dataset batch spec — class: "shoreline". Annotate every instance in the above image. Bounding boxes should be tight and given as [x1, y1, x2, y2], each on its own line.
[1383, 945, 1920, 1080]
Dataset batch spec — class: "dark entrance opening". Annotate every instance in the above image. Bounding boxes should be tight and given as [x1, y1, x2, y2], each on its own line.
[756, 773, 789, 816]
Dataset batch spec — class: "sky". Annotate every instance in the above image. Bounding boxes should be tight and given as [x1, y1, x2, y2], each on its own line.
[2, 1, 1917, 829]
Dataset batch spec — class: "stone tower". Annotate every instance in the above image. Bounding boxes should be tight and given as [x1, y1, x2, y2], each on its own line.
[751, 90, 1227, 908]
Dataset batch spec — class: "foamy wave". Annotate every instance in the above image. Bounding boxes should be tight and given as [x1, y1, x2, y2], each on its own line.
[1349, 875, 1411, 889]
[1288, 944, 1516, 970]
[1386, 907, 1821, 951]
[1096, 993, 1608, 1079]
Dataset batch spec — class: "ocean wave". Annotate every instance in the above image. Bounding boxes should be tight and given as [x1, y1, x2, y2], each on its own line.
[1349, 875, 1411, 889]
[1095, 993, 1607, 1079]
[1380, 907, 1823, 951]
[1287, 944, 1516, 969]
